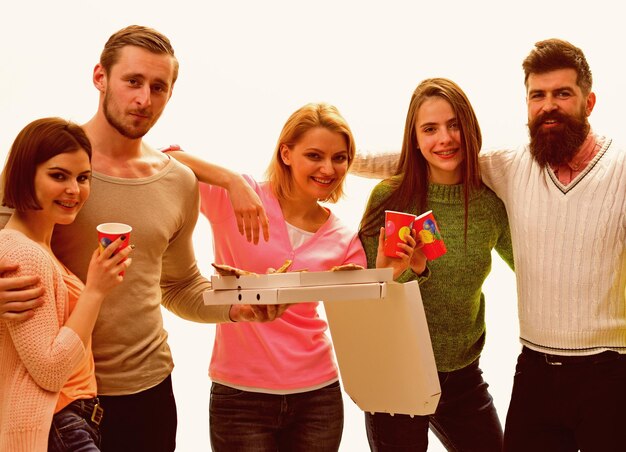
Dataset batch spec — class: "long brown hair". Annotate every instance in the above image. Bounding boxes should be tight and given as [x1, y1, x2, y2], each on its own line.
[359, 78, 482, 241]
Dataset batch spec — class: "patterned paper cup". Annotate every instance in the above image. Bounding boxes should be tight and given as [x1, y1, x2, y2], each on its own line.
[384, 210, 416, 258]
[96, 223, 132, 275]
[414, 210, 446, 260]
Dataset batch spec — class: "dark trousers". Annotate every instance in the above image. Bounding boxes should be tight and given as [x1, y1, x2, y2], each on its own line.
[209, 381, 344, 451]
[504, 347, 626, 452]
[365, 358, 503, 452]
[98, 374, 177, 452]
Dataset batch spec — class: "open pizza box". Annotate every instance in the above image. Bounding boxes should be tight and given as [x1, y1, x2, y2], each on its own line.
[203, 268, 441, 416]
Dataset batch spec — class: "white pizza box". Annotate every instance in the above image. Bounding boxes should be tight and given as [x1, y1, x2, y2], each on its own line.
[324, 281, 441, 416]
[210, 267, 393, 290]
[203, 282, 388, 305]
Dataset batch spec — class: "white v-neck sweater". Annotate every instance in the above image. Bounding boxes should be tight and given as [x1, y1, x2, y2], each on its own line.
[481, 137, 626, 355]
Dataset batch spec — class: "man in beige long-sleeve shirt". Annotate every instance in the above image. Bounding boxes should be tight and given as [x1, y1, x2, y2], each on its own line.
[0, 25, 282, 452]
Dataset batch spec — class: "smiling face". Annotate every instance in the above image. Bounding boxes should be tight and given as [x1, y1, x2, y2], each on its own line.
[280, 127, 349, 203]
[526, 68, 595, 167]
[96, 45, 175, 139]
[33, 150, 92, 227]
[414, 96, 464, 184]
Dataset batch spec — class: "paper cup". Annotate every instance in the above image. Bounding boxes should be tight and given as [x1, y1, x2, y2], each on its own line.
[96, 223, 132, 275]
[384, 210, 416, 258]
[414, 211, 446, 260]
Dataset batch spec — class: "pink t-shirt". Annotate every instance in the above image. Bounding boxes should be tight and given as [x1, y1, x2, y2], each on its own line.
[199, 177, 366, 391]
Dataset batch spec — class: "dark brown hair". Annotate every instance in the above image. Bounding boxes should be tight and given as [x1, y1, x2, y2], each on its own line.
[522, 38, 592, 94]
[3, 118, 92, 211]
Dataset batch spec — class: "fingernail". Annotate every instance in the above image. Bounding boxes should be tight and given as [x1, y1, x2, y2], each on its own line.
[130, 244, 136, 249]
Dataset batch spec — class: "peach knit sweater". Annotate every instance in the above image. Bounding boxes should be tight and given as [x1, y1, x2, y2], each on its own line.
[0, 229, 85, 452]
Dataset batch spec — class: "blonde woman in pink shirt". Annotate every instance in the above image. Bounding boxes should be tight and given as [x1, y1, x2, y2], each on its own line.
[0, 118, 132, 451]
[166, 102, 415, 451]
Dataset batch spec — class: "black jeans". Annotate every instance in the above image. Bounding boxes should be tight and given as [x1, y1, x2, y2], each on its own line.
[504, 347, 626, 452]
[98, 374, 177, 452]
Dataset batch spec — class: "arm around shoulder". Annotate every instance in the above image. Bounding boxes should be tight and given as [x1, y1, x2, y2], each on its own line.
[350, 150, 400, 179]
[479, 147, 520, 195]
[166, 149, 269, 243]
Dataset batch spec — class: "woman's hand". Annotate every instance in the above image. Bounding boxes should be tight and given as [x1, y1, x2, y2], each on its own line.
[84, 237, 133, 297]
[409, 236, 427, 276]
[375, 227, 418, 280]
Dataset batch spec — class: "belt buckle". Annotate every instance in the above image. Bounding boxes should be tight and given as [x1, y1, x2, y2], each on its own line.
[544, 354, 563, 366]
[91, 403, 104, 426]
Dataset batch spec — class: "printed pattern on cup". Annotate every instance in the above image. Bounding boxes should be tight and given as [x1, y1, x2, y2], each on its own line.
[414, 211, 446, 260]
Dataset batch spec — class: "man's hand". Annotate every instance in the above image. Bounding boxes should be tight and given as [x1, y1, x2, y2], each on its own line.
[0, 261, 44, 321]
[228, 303, 291, 322]
[227, 174, 270, 244]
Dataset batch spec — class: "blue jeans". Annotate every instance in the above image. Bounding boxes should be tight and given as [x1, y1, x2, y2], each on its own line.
[365, 359, 502, 452]
[98, 374, 177, 452]
[48, 398, 102, 451]
[209, 381, 344, 451]
[503, 347, 626, 452]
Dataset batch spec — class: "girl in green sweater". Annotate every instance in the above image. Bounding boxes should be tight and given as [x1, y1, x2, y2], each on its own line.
[359, 78, 514, 452]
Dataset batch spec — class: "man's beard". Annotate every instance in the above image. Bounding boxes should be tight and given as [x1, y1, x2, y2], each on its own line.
[103, 92, 154, 139]
[528, 110, 589, 168]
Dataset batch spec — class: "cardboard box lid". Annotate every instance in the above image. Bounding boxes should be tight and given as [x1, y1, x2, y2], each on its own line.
[210, 268, 393, 290]
[203, 282, 388, 305]
[324, 281, 441, 416]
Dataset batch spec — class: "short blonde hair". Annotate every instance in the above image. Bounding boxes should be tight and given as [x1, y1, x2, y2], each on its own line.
[266, 103, 355, 203]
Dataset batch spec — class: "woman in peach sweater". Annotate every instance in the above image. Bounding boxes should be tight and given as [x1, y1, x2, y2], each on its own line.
[0, 118, 132, 451]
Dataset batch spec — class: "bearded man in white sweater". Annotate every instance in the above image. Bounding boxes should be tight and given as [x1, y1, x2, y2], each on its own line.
[481, 39, 626, 452]
[350, 39, 626, 451]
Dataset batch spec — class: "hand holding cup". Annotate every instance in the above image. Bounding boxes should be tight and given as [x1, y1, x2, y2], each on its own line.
[97, 223, 132, 276]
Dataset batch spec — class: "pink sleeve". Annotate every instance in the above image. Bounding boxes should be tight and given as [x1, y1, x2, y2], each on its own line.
[344, 233, 368, 267]
[5, 248, 85, 392]
[198, 182, 230, 223]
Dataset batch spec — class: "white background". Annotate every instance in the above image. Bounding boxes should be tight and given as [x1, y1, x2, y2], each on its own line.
[2, 1, 624, 450]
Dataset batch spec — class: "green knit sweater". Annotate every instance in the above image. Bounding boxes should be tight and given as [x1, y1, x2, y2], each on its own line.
[361, 179, 514, 372]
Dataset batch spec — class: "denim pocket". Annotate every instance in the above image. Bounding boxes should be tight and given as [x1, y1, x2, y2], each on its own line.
[49, 410, 101, 451]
